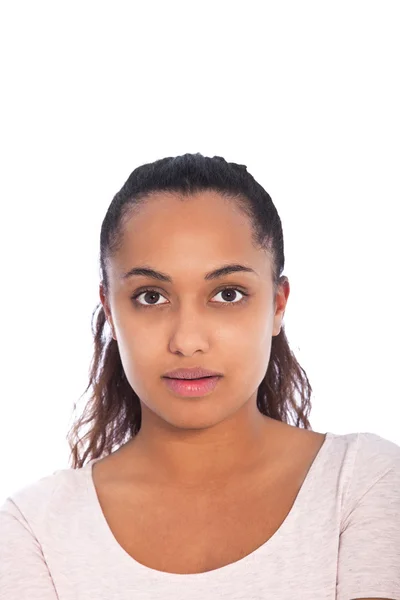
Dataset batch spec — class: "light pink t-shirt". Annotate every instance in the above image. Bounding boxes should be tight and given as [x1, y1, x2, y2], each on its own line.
[1, 431, 400, 599]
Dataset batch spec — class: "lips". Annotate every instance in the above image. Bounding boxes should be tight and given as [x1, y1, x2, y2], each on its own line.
[163, 375, 221, 397]
[169, 376, 212, 380]
[163, 367, 223, 380]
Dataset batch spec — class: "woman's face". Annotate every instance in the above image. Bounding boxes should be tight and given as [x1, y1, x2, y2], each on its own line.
[100, 190, 289, 433]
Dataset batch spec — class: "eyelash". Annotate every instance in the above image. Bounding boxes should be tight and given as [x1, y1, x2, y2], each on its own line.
[131, 286, 249, 309]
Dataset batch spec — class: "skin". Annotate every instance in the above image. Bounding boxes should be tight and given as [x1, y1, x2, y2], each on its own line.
[100, 190, 291, 490]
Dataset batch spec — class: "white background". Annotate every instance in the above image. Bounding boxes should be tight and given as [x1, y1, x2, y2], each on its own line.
[1, 1, 399, 500]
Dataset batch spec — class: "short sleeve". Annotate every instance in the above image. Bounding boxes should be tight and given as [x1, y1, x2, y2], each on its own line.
[0, 497, 58, 599]
[336, 434, 400, 600]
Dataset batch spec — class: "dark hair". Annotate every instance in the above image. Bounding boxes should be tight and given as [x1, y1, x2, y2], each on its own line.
[66, 153, 313, 469]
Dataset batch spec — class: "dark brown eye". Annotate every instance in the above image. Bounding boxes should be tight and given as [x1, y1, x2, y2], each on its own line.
[143, 291, 162, 305]
[214, 289, 242, 302]
[132, 286, 248, 308]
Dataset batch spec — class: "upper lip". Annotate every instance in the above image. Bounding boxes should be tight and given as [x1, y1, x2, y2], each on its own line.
[163, 367, 223, 380]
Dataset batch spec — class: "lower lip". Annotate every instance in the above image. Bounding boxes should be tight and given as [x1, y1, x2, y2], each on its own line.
[163, 376, 221, 397]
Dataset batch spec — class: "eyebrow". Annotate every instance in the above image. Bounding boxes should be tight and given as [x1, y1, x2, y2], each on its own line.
[121, 263, 258, 283]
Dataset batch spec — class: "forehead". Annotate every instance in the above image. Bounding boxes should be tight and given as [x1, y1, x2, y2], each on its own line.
[112, 191, 270, 281]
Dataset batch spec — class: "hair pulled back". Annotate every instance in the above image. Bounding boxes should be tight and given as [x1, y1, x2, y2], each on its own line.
[66, 153, 313, 469]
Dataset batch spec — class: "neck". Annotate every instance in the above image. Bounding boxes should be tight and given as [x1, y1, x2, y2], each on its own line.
[118, 404, 285, 489]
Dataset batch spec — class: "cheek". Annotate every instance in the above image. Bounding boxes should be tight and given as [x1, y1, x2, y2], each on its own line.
[220, 316, 270, 363]
[118, 338, 161, 399]
[123, 335, 161, 370]
[115, 323, 159, 375]
[229, 315, 273, 374]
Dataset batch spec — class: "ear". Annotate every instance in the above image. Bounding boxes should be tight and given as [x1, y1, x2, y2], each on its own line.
[272, 277, 290, 336]
[99, 283, 116, 339]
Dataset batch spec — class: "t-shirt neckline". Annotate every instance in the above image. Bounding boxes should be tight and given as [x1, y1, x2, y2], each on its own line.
[83, 431, 335, 581]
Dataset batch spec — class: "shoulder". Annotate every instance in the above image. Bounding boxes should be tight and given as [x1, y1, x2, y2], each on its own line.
[333, 430, 400, 478]
[315, 429, 400, 470]
[354, 430, 400, 479]
[326, 431, 400, 525]
[333, 433, 400, 598]
[293, 429, 400, 511]
[0, 463, 91, 596]
[0, 462, 88, 530]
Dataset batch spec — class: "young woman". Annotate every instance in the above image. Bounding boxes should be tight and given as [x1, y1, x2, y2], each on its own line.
[1, 153, 399, 599]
